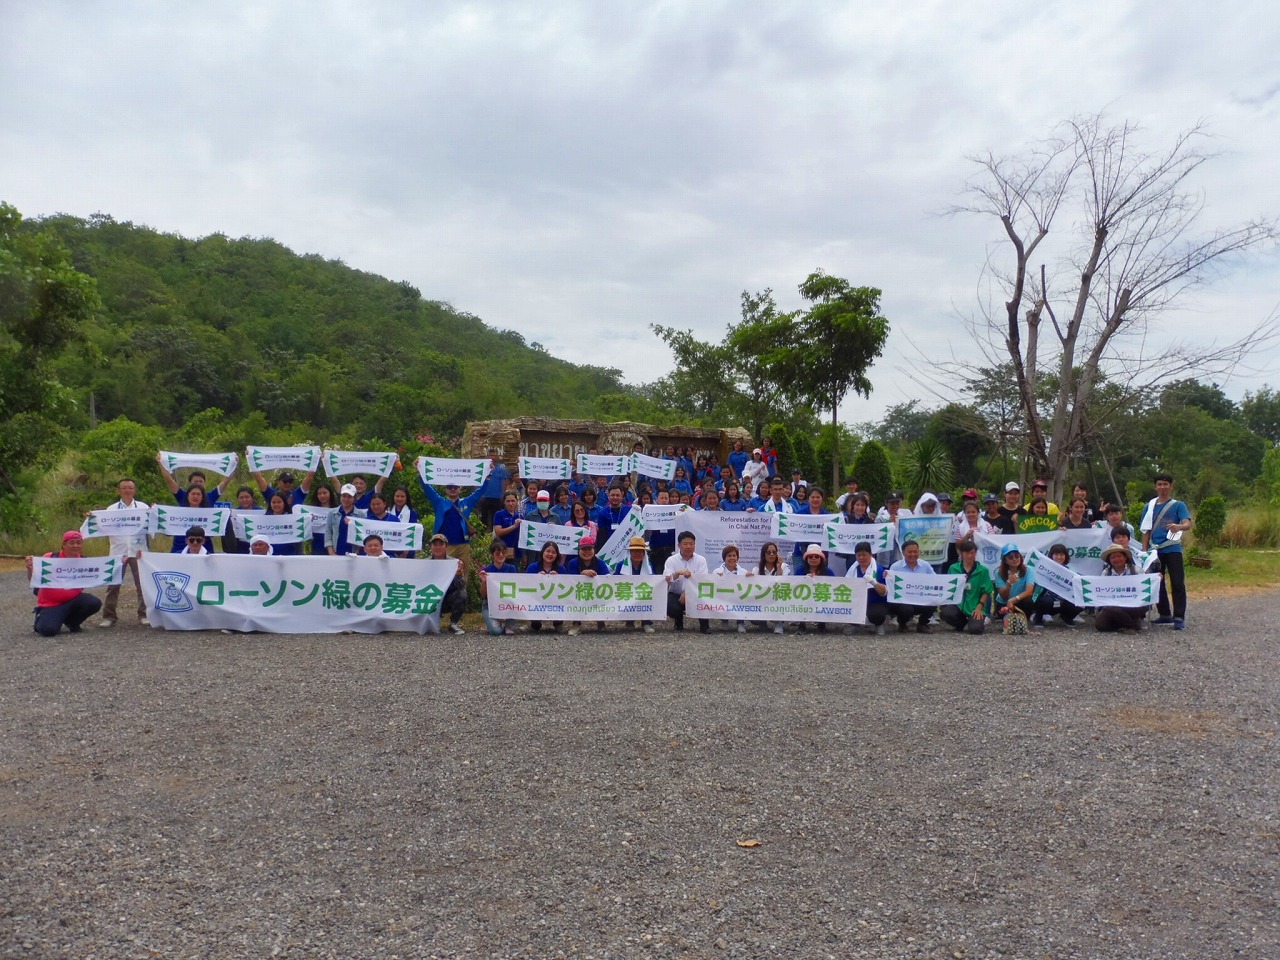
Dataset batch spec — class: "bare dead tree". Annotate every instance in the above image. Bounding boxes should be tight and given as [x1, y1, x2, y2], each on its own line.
[950, 114, 1278, 498]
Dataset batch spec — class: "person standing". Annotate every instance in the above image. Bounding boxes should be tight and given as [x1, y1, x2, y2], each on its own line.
[420, 479, 485, 572]
[1141, 472, 1192, 630]
[25, 531, 103, 636]
[477, 451, 512, 528]
[98, 478, 150, 628]
[428, 533, 468, 634]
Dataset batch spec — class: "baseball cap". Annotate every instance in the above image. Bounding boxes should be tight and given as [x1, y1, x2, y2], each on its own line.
[1004, 481, 1021, 492]
[340, 483, 357, 497]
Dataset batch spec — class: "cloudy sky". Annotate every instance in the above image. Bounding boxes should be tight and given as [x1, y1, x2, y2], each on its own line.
[3, 0, 1277, 414]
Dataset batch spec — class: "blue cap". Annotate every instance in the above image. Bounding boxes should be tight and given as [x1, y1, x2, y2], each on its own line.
[1000, 542, 1020, 557]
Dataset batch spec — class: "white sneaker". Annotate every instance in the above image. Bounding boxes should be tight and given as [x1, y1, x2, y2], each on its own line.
[98, 619, 116, 629]
[773, 625, 784, 635]
[737, 622, 746, 633]
[643, 625, 655, 634]
[876, 624, 886, 636]
[567, 626, 580, 636]
[503, 628, 516, 636]
[138, 617, 149, 626]
[449, 623, 465, 635]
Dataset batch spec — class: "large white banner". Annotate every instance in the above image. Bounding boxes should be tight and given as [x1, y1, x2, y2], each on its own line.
[896, 516, 953, 564]
[974, 528, 1111, 575]
[1028, 550, 1083, 605]
[245, 445, 322, 473]
[1078, 573, 1159, 608]
[632, 453, 676, 481]
[577, 454, 627, 476]
[686, 574, 869, 624]
[294, 504, 336, 537]
[676, 511, 778, 569]
[598, 510, 646, 568]
[149, 505, 231, 538]
[518, 456, 572, 481]
[350, 516, 424, 552]
[323, 449, 397, 478]
[80, 506, 151, 540]
[30, 555, 126, 589]
[518, 521, 585, 553]
[232, 513, 308, 545]
[486, 573, 665, 620]
[141, 554, 460, 633]
[159, 450, 239, 476]
[772, 512, 842, 545]
[641, 503, 689, 531]
[416, 456, 491, 487]
[884, 570, 966, 607]
[826, 522, 895, 554]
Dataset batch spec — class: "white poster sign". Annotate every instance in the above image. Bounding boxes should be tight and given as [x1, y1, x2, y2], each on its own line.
[80, 507, 151, 540]
[416, 456, 491, 487]
[825, 522, 895, 554]
[159, 450, 239, 476]
[884, 571, 966, 606]
[518, 521, 585, 553]
[1028, 550, 1084, 605]
[896, 516, 954, 564]
[577, 454, 627, 476]
[149, 506, 231, 538]
[675, 511, 779, 569]
[140, 554, 459, 633]
[294, 504, 336, 537]
[246, 445, 322, 473]
[772, 512, 842, 544]
[974, 528, 1111, 575]
[486, 573, 665, 621]
[323, 449, 397, 478]
[1077, 573, 1159, 608]
[31, 555, 126, 589]
[631, 453, 676, 481]
[518, 457, 573, 481]
[686, 574, 869, 624]
[641, 503, 689, 531]
[231, 513, 308, 545]
[597, 510, 647, 568]
[350, 516, 424, 552]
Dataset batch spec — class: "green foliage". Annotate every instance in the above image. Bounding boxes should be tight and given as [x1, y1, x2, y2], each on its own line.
[793, 433, 819, 489]
[850, 439, 893, 508]
[1239, 387, 1280, 445]
[1194, 495, 1228, 550]
[74, 417, 169, 508]
[814, 423, 859, 491]
[927, 403, 992, 483]
[863, 400, 933, 451]
[900, 436, 955, 501]
[767, 424, 798, 480]
[1261, 445, 1280, 505]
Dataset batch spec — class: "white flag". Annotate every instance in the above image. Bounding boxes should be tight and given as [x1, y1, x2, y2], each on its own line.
[159, 450, 239, 476]
[416, 457, 491, 487]
[246, 445, 321, 473]
[323, 449, 397, 478]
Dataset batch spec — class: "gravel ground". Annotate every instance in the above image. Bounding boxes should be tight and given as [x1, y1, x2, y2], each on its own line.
[1, 569, 1277, 960]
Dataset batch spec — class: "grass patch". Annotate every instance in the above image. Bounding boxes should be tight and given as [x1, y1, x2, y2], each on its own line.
[1185, 547, 1280, 599]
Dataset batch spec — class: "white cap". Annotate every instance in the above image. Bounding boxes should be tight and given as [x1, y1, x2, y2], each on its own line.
[1005, 481, 1021, 492]
[340, 483, 358, 497]
[803, 543, 825, 558]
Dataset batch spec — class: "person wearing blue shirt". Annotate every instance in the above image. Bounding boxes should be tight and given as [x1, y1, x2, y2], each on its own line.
[251, 468, 314, 508]
[477, 453, 512, 528]
[325, 483, 366, 556]
[565, 536, 610, 636]
[727, 440, 749, 479]
[419, 478, 485, 571]
[550, 485, 574, 524]
[848, 542, 889, 635]
[889, 539, 937, 633]
[1141, 472, 1193, 629]
[479, 540, 520, 635]
[596, 486, 632, 545]
[492, 491, 523, 552]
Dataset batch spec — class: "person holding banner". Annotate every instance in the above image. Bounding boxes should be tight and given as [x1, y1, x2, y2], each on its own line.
[221, 486, 261, 554]
[596, 486, 632, 546]
[419, 477, 484, 572]
[888, 539, 936, 633]
[752, 541, 789, 634]
[565, 536, 611, 636]
[525, 542, 566, 634]
[25, 531, 103, 636]
[252, 468, 314, 508]
[1095, 544, 1146, 632]
[848, 542, 889, 635]
[1141, 473, 1192, 631]
[493, 491, 524, 552]
[477, 452, 511, 528]
[97, 478, 150, 629]
[428, 534, 468, 634]
[613, 536, 656, 634]
[994, 543, 1038, 631]
[665, 531, 710, 633]
[350, 474, 388, 511]
[479, 540, 520, 635]
[939, 537, 992, 634]
[387, 487, 420, 558]
[326, 484, 367, 556]
[305, 483, 338, 555]
[359, 534, 390, 559]
[178, 526, 212, 555]
[264, 493, 300, 556]
[761, 477, 799, 514]
[1032, 543, 1083, 627]
[163, 484, 218, 553]
[157, 455, 228, 508]
[566, 500, 598, 541]
[798, 544, 835, 633]
[711, 544, 750, 633]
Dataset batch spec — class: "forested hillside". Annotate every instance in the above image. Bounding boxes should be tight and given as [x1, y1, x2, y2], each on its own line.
[35, 213, 627, 441]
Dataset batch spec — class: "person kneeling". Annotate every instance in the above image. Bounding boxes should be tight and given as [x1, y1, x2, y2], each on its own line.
[429, 533, 468, 634]
[1095, 544, 1146, 633]
[940, 537, 991, 634]
[25, 531, 103, 637]
[664, 531, 709, 633]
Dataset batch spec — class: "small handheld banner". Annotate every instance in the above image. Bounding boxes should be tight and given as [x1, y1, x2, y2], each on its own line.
[416, 456, 490, 487]
[884, 571, 965, 606]
[597, 510, 646, 568]
[294, 504, 336, 537]
[577, 454, 627, 477]
[687, 574, 868, 624]
[149, 506, 231, 538]
[631, 453, 676, 481]
[31, 555, 125, 590]
[232, 513, 308, 545]
[350, 516, 423, 553]
[80, 507, 151, 540]
[159, 450, 239, 477]
[323, 449, 397, 479]
[1077, 573, 1159, 608]
[1028, 550, 1083, 605]
[486, 573, 665, 621]
[141, 554, 459, 634]
[896, 516, 953, 564]
[246, 445, 321, 473]
[676, 510, 778, 569]
[519, 521, 585, 553]
[1018, 515, 1060, 535]
[518, 457, 573, 481]
[825, 522, 895, 554]
[772, 512, 842, 544]
[974, 528, 1110, 575]
[641, 503, 688, 531]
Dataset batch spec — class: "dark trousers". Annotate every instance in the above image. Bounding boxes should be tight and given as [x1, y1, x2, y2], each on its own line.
[102, 555, 145, 620]
[1096, 606, 1145, 632]
[892, 603, 934, 627]
[34, 594, 103, 636]
[667, 592, 707, 632]
[1153, 552, 1186, 619]
[442, 575, 467, 626]
[864, 604, 887, 627]
[940, 604, 985, 633]
[1034, 593, 1082, 623]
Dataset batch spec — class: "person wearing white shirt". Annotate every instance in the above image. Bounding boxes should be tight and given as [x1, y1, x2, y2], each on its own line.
[888, 539, 937, 633]
[663, 531, 710, 633]
[741, 448, 770, 489]
[761, 477, 799, 513]
[99, 478, 151, 628]
[712, 544, 750, 633]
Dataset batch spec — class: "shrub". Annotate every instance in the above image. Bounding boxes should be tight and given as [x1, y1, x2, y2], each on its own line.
[1194, 495, 1228, 550]
[900, 436, 955, 502]
[768, 423, 798, 480]
[850, 439, 893, 508]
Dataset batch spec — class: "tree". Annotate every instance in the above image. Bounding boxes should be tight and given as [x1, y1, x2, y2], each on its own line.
[769, 272, 890, 491]
[1240, 387, 1280, 446]
[953, 115, 1277, 498]
[850, 440, 893, 509]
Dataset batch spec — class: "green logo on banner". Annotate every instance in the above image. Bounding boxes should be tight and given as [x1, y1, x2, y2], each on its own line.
[777, 516, 789, 536]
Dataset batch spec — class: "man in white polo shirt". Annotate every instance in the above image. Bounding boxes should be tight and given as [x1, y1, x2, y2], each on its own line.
[99, 477, 150, 628]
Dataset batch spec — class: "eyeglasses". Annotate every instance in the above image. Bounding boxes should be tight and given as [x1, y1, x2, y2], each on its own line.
[187, 536, 205, 542]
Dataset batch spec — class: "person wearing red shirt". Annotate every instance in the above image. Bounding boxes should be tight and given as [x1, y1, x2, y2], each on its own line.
[25, 531, 103, 636]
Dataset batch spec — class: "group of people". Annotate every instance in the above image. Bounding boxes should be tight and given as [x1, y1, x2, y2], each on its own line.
[25, 439, 1193, 639]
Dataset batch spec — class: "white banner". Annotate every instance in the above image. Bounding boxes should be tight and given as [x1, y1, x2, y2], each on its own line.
[80, 506, 151, 540]
[896, 516, 954, 564]
[245, 445, 322, 473]
[140, 554, 460, 633]
[1078, 573, 1159, 608]
[825, 522, 895, 554]
[416, 456, 490, 487]
[1028, 550, 1083, 605]
[349, 516, 424, 552]
[159, 450, 239, 476]
[641, 503, 690, 531]
[149, 505, 231, 537]
[232, 513, 308, 544]
[578, 454, 627, 476]
[518, 521, 585, 553]
[687, 575, 869, 624]
[631, 453, 676, 481]
[518, 456, 573, 481]
[676, 511, 779, 569]
[598, 510, 647, 568]
[772, 512, 842, 544]
[974, 528, 1111, 575]
[323, 449, 397, 478]
[294, 504, 336, 537]
[884, 571, 965, 606]
[486, 573, 665, 621]
[30, 555, 126, 589]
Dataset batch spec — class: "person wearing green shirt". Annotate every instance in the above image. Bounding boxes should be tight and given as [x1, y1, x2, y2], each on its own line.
[940, 537, 993, 634]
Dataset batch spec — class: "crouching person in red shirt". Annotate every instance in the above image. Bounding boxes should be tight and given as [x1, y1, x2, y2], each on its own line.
[25, 531, 104, 637]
